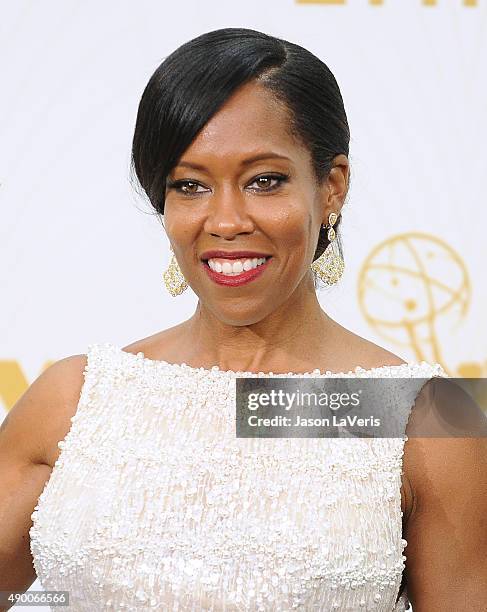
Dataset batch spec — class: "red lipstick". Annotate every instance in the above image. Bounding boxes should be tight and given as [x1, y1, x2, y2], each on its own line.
[201, 257, 272, 286]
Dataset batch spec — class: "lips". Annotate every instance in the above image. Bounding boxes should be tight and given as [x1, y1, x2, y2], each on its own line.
[201, 255, 272, 286]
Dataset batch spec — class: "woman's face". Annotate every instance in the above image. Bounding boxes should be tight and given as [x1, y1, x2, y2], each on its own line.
[163, 80, 347, 326]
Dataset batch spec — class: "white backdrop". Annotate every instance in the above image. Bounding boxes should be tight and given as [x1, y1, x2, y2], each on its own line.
[1, 0, 486, 609]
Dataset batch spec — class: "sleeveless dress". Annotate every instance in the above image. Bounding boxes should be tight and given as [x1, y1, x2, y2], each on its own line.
[29, 342, 447, 611]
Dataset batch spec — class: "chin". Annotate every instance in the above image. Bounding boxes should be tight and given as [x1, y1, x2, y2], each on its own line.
[206, 301, 274, 328]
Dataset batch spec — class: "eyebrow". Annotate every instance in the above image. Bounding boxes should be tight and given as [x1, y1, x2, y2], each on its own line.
[176, 152, 291, 171]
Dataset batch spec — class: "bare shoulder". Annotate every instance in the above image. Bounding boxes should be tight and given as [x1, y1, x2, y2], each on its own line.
[354, 339, 406, 369]
[403, 378, 487, 507]
[328, 319, 407, 370]
[121, 323, 189, 361]
[1, 354, 88, 469]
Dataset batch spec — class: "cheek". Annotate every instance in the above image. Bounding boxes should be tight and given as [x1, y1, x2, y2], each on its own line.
[263, 207, 313, 252]
[163, 207, 200, 245]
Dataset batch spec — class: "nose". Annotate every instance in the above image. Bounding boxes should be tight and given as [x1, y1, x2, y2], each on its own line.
[203, 185, 254, 239]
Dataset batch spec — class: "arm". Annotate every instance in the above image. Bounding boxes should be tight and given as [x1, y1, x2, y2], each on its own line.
[403, 380, 487, 610]
[0, 355, 86, 611]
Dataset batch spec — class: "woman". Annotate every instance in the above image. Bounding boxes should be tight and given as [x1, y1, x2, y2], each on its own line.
[1, 28, 486, 612]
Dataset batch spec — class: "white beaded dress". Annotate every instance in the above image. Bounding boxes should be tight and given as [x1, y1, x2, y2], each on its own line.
[29, 342, 446, 611]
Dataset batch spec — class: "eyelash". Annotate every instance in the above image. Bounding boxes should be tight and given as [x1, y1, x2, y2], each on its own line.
[166, 173, 290, 196]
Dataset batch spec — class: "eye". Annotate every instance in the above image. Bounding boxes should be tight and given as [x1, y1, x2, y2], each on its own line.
[248, 174, 289, 193]
[166, 180, 207, 196]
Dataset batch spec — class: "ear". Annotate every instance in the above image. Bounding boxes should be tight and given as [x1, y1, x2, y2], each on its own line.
[320, 154, 350, 225]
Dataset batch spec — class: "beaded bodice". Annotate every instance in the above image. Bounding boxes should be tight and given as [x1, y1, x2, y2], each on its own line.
[29, 342, 446, 611]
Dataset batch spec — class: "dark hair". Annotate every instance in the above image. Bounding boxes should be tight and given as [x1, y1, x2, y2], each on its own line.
[130, 27, 350, 283]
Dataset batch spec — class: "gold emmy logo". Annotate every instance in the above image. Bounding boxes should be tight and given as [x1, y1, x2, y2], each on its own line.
[358, 232, 487, 409]
[358, 232, 486, 374]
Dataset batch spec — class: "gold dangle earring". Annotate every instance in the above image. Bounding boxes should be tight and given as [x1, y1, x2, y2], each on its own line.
[163, 245, 188, 296]
[310, 212, 344, 285]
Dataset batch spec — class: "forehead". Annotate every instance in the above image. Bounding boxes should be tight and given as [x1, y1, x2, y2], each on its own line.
[179, 81, 307, 166]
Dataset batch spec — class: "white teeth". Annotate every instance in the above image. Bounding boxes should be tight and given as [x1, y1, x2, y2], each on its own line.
[208, 257, 268, 275]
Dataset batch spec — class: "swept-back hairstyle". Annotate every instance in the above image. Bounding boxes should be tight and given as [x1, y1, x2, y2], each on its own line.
[130, 27, 350, 273]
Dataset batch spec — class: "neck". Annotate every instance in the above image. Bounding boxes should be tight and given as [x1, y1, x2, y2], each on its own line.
[179, 279, 336, 373]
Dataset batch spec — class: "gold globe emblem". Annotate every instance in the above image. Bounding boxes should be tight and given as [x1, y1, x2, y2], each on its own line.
[358, 232, 473, 375]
